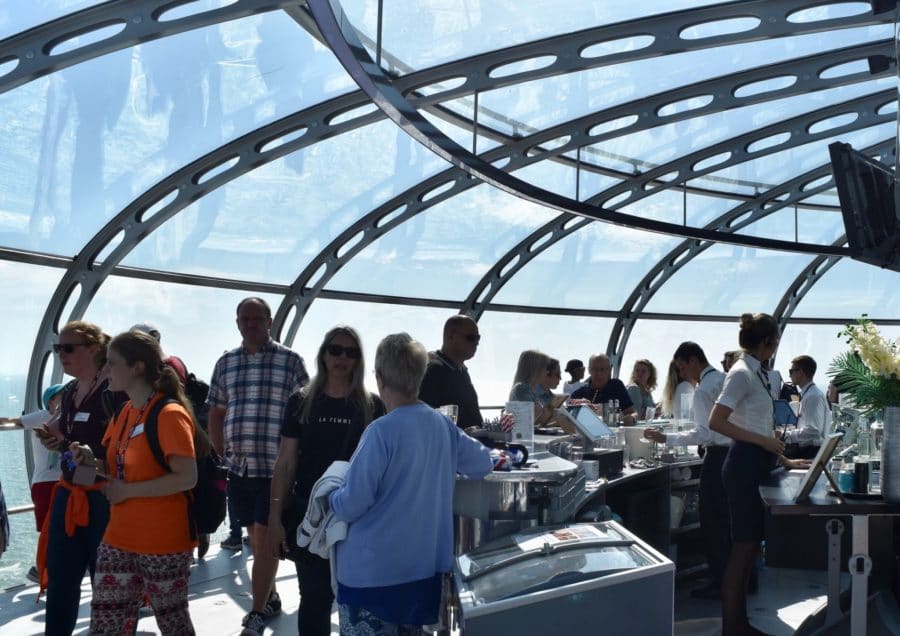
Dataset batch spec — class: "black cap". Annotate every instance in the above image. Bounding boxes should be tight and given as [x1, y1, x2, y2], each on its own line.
[565, 359, 584, 373]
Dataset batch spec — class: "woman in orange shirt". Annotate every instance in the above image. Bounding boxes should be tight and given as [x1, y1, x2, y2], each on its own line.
[71, 330, 200, 635]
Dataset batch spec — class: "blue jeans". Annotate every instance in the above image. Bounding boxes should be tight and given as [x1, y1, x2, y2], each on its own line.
[45, 488, 109, 636]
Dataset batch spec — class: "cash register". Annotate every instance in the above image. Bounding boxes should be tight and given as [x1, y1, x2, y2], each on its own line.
[554, 405, 624, 479]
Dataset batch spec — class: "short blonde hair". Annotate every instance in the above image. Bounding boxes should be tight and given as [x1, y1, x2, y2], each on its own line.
[512, 350, 551, 385]
[375, 333, 428, 398]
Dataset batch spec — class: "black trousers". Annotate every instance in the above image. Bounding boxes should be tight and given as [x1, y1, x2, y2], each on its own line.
[699, 446, 731, 586]
[295, 551, 335, 636]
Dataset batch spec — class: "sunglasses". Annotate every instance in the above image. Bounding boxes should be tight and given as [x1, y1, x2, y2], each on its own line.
[788, 367, 800, 374]
[325, 344, 361, 359]
[53, 343, 90, 354]
[461, 333, 481, 343]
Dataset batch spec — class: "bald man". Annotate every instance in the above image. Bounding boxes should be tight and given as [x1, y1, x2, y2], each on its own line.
[419, 315, 484, 429]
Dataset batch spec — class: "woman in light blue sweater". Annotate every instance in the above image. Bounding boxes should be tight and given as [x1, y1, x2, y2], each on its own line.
[329, 332, 493, 635]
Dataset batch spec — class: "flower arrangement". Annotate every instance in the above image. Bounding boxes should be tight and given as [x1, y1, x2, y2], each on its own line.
[828, 316, 900, 417]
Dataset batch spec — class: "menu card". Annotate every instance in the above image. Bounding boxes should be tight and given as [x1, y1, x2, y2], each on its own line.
[505, 400, 534, 452]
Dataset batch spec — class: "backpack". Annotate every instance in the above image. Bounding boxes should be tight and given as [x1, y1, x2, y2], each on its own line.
[143, 398, 227, 539]
[165, 355, 210, 431]
[183, 372, 210, 430]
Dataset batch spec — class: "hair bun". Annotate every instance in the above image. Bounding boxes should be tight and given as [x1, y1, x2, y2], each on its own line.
[739, 313, 754, 328]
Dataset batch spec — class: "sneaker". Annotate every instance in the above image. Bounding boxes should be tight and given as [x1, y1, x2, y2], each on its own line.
[262, 591, 282, 618]
[197, 533, 210, 559]
[240, 611, 266, 636]
[220, 534, 243, 551]
[26, 566, 39, 584]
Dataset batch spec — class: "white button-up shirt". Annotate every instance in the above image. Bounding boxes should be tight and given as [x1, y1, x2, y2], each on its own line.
[784, 381, 830, 447]
[715, 353, 775, 438]
[666, 366, 732, 448]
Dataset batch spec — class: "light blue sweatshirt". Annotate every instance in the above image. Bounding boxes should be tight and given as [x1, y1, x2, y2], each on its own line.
[329, 401, 493, 588]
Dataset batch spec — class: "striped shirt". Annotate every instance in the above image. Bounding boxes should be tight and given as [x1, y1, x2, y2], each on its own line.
[208, 339, 308, 478]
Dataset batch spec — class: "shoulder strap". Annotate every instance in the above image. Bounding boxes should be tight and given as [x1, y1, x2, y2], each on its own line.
[145, 397, 179, 474]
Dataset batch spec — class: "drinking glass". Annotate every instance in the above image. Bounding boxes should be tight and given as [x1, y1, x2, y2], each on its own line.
[439, 404, 459, 424]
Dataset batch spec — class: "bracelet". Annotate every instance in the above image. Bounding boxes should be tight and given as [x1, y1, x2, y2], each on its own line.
[271, 498, 281, 502]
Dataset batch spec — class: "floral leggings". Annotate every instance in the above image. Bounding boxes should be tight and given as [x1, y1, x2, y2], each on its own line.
[338, 604, 424, 636]
[90, 542, 194, 635]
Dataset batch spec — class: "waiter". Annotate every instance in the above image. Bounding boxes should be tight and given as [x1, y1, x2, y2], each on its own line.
[645, 342, 731, 600]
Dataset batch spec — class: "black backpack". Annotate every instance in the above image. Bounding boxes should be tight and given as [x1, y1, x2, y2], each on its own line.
[183, 372, 210, 430]
[143, 398, 227, 539]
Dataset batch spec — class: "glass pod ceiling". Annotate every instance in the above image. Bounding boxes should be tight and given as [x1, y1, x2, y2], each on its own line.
[0, 0, 898, 410]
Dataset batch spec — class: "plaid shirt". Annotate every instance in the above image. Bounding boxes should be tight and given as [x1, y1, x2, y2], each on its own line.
[207, 339, 308, 478]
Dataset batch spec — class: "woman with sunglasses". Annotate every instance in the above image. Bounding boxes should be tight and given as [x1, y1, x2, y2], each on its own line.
[35, 320, 127, 635]
[268, 326, 384, 635]
[509, 351, 567, 426]
[70, 329, 201, 634]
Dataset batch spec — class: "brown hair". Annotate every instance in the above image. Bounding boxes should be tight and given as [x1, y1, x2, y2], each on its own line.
[61, 320, 110, 368]
[791, 354, 817, 379]
[738, 313, 779, 351]
[110, 330, 210, 456]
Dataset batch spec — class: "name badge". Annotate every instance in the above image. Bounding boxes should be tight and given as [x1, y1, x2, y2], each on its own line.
[130, 424, 145, 438]
[74, 412, 90, 422]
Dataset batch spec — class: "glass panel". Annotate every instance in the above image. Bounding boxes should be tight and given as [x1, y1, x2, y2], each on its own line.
[579, 78, 892, 176]
[0, 1, 99, 40]
[779, 322, 900, 383]
[120, 119, 448, 283]
[700, 121, 895, 195]
[81, 276, 284, 382]
[341, 0, 725, 71]
[791, 259, 900, 319]
[0, 262, 65, 404]
[475, 311, 616, 408]
[492, 222, 679, 310]
[0, 261, 65, 585]
[735, 207, 844, 244]
[644, 242, 816, 315]
[467, 26, 890, 137]
[327, 183, 556, 300]
[0, 12, 352, 256]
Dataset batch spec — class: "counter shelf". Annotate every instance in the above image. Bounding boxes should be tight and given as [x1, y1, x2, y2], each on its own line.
[760, 469, 900, 636]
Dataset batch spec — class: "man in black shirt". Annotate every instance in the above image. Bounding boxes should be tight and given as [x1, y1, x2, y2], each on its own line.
[419, 315, 483, 429]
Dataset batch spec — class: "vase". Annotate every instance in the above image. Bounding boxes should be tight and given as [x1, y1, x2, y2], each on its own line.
[881, 406, 900, 503]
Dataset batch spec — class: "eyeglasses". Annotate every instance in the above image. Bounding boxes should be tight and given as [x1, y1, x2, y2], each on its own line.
[53, 343, 89, 354]
[325, 344, 361, 359]
[461, 333, 481, 343]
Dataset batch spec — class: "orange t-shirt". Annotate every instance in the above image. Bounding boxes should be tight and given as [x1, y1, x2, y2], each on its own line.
[102, 393, 196, 554]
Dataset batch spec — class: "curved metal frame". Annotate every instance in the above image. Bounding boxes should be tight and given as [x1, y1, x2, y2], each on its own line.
[460, 89, 895, 320]
[774, 236, 848, 335]
[307, 0, 874, 256]
[603, 140, 896, 373]
[275, 28, 894, 339]
[0, 0, 294, 95]
[14, 0, 898, 408]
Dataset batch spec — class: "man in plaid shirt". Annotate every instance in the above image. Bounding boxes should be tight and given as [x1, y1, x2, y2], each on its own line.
[207, 297, 308, 635]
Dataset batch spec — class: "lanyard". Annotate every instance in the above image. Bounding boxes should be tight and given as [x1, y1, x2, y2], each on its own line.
[63, 370, 102, 436]
[114, 394, 154, 480]
[748, 359, 777, 431]
[699, 367, 715, 384]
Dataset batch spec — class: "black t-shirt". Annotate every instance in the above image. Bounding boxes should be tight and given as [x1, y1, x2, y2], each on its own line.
[280, 390, 385, 504]
[58, 379, 128, 483]
[418, 351, 483, 429]
[570, 378, 634, 410]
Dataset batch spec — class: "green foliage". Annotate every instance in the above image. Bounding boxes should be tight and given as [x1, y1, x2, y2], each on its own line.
[828, 351, 900, 417]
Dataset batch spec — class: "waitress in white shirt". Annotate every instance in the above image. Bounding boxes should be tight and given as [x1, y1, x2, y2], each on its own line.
[709, 313, 807, 636]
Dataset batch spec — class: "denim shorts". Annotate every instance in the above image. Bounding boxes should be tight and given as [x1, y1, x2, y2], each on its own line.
[227, 474, 272, 527]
